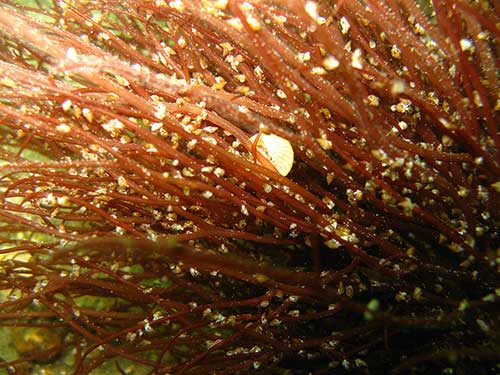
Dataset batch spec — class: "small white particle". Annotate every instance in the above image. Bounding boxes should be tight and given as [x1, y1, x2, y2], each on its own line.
[82, 108, 93, 123]
[323, 55, 339, 70]
[438, 117, 456, 130]
[351, 48, 363, 69]
[169, 0, 184, 11]
[305, 1, 319, 20]
[367, 95, 380, 107]
[214, 167, 225, 177]
[151, 122, 163, 132]
[391, 45, 401, 59]
[390, 80, 406, 95]
[276, 89, 287, 99]
[246, 15, 261, 31]
[476, 319, 490, 332]
[202, 190, 213, 199]
[339, 17, 350, 34]
[311, 67, 327, 75]
[459, 38, 474, 52]
[102, 118, 124, 133]
[154, 102, 167, 120]
[316, 138, 332, 150]
[117, 175, 129, 188]
[61, 100, 72, 112]
[227, 17, 243, 31]
[66, 47, 78, 62]
[297, 51, 311, 62]
[56, 124, 71, 133]
[213, 0, 227, 9]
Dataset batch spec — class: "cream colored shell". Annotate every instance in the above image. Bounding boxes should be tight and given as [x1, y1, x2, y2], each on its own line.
[249, 133, 294, 176]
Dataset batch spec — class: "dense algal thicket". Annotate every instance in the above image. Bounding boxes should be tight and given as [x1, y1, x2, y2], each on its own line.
[0, 0, 498, 374]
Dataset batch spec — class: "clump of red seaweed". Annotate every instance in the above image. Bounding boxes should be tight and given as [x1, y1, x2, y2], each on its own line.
[0, 0, 498, 373]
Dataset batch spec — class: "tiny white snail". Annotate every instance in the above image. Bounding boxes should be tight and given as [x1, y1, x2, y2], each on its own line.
[249, 132, 294, 176]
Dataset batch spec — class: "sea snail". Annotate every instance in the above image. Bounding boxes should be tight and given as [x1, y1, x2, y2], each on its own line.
[249, 132, 294, 176]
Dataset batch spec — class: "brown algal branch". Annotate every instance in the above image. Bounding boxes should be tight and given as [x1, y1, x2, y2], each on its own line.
[36, 302, 161, 372]
[436, 3, 500, 150]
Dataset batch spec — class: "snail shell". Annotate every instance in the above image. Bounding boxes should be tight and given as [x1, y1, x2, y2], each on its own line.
[249, 133, 294, 176]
